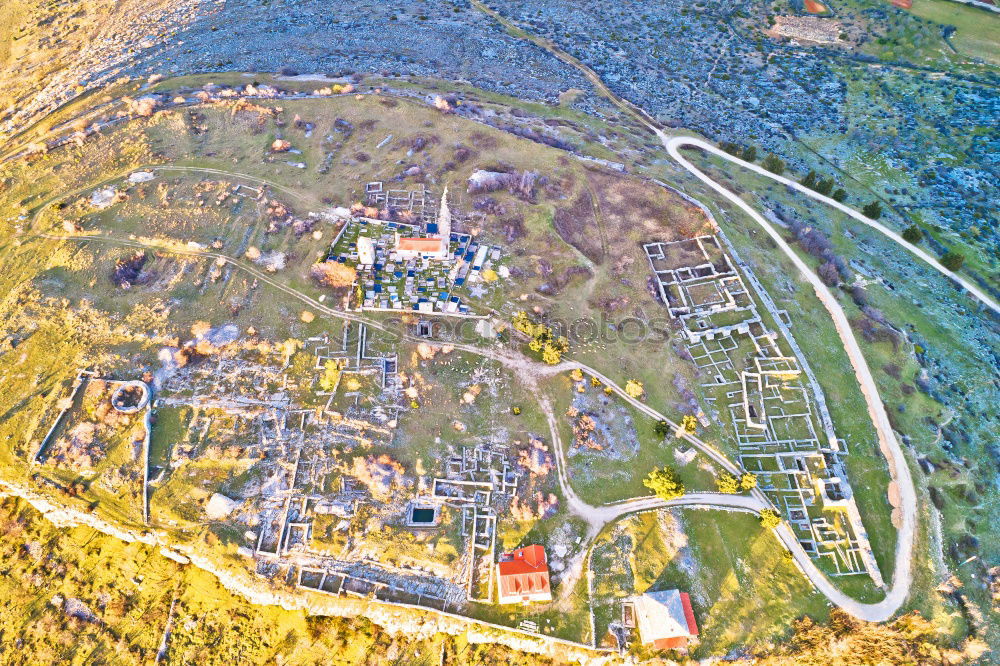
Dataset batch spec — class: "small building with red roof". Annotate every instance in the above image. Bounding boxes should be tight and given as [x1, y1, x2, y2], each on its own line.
[394, 235, 448, 259]
[622, 589, 699, 651]
[496, 544, 552, 604]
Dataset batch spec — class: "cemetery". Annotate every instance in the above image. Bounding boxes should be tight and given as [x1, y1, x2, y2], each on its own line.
[327, 184, 507, 315]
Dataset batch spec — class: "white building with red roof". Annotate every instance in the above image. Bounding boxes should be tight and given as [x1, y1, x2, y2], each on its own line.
[623, 589, 699, 651]
[392, 187, 452, 260]
[393, 235, 448, 259]
[496, 544, 552, 604]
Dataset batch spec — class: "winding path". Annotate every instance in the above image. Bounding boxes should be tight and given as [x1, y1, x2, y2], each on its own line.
[468, 1, 923, 622]
[668, 136, 999, 315]
[664, 133, 917, 621]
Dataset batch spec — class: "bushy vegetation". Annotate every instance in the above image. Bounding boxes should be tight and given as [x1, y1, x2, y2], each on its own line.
[512, 311, 569, 364]
[862, 201, 883, 220]
[902, 225, 922, 244]
[643, 466, 685, 500]
[716, 471, 757, 494]
[624, 379, 645, 399]
[759, 608, 988, 664]
[762, 153, 785, 175]
[310, 261, 356, 288]
[758, 508, 781, 529]
[940, 251, 965, 271]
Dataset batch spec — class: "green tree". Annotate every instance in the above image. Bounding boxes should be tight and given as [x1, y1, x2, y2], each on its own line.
[644, 466, 685, 501]
[624, 380, 644, 399]
[720, 141, 741, 156]
[742, 145, 757, 162]
[319, 359, 344, 392]
[716, 471, 740, 494]
[512, 311, 535, 335]
[940, 251, 964, 271]
[800, 170, 818, 189]
[280, 338, 302, 366]
[653, 420, 671, 437]
[759, 508, 782, 529]
[762, 153, 785, 175]
[862, 201, 882, 219]
[832, 188, 847, 202]
[902, 225, 922, 243]
[541, 343, 563, 365]
[680, 414, 698, 435]
[815, 178, 834, 196]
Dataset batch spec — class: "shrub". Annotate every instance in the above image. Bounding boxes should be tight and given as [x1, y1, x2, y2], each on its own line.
[902, 225, 922, 243]
[862, 201, 883, 219]
[719, 141, 741, 155]
[817, 261, 840, 287]
[762, 153, 785, 175]
[319, 359, 344, 392]
[624, 380, 644, 399]
[310, 261, 356, 288]
[717, 471, 740, 494]
[680, 414, 698, 435]
[759, 508, 782, 529]
[644, 467, 685, 501]
[541, 344, 563, 365]
[940, 251, 964, 271]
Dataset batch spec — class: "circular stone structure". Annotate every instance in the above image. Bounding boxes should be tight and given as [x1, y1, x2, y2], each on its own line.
[110, 381, 150, 413]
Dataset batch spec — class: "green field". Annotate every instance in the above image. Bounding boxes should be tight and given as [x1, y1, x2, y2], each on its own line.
[591, 509, 829, 657]
[909, 0, 1000, 65]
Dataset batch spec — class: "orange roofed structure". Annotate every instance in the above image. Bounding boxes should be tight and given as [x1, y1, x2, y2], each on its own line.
[496, 545, 552, 604]
[394, 236, 447, 258]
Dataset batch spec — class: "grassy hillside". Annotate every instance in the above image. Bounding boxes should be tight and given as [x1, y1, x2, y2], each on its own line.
[0, 496, 557, 664]
[909, 0, 1000, 65]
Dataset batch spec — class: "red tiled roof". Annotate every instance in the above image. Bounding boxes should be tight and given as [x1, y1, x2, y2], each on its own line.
[396, 237, 443, 252]
[498, 569, 550, 598]
[653, 636, 689, 650]
[497, 545, 551, 599]
[503, 544, 545, 569]
[680, 592, 698, 636]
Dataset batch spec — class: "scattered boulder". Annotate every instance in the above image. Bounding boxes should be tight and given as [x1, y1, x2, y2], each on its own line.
[128, 171, 155, 184]
[205, 493, 240, 519]
[90, 187, 120, 209]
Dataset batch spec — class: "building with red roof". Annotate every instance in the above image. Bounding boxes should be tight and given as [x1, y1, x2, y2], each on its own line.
[496, 544, 552, 604]
[622, 589, 699, 651]
[394, 235, 448, 258]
